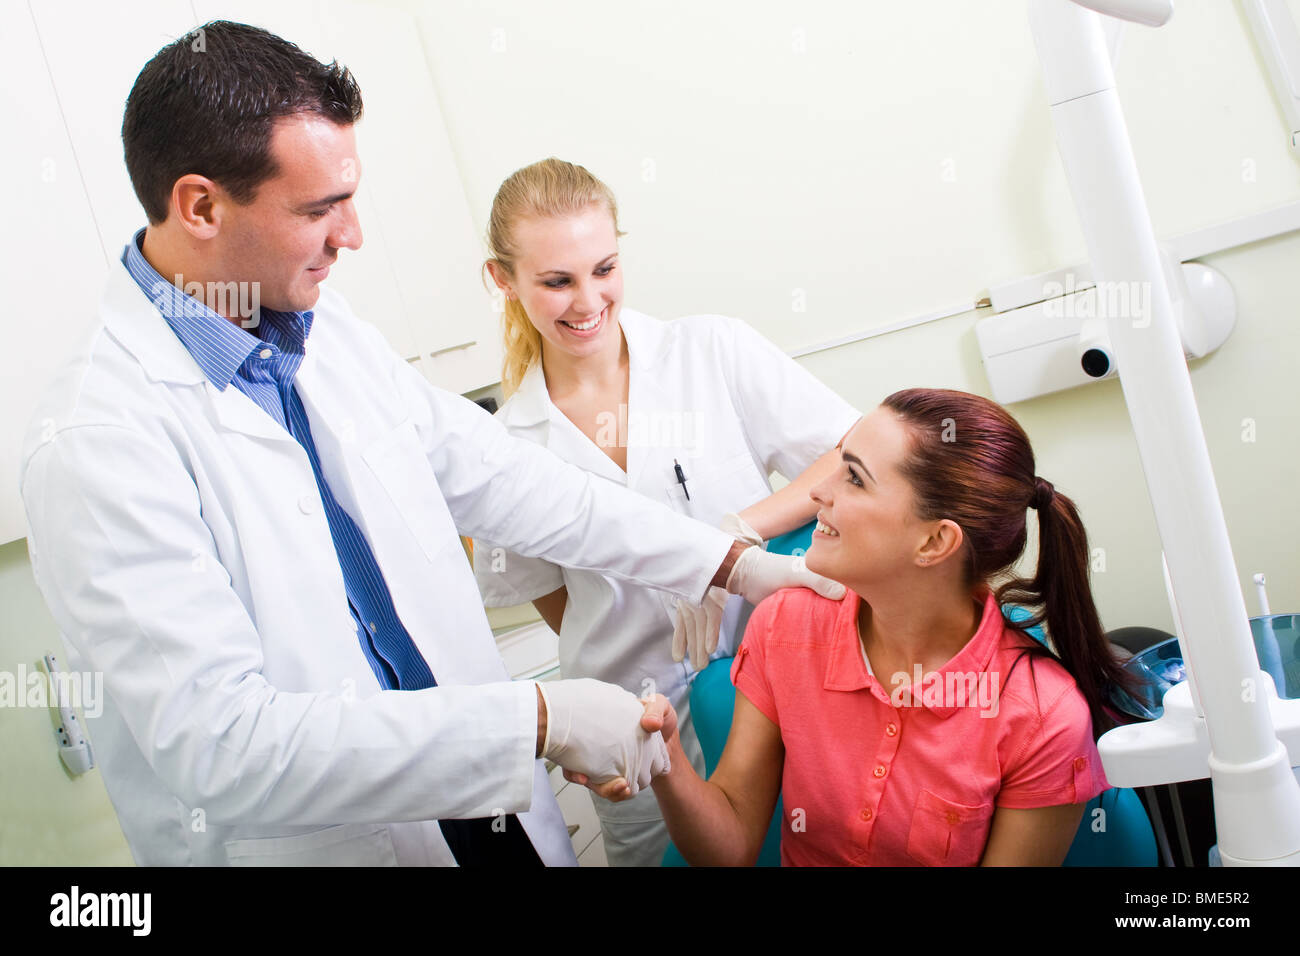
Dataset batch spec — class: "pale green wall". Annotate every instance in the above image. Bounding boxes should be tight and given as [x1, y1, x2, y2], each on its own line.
[0, 537, 133, 865]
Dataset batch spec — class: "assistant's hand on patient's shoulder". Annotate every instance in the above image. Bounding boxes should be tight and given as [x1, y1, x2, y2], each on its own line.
[562, 693, 677, 802]
[726, 545, 846, 606]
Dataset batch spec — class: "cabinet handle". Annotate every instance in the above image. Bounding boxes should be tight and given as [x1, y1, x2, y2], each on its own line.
[429, 340, 476, 357]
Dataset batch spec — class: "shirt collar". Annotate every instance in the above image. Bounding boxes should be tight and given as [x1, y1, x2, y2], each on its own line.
[824, 588, 1005, 719]
[120, 228, 313, 390]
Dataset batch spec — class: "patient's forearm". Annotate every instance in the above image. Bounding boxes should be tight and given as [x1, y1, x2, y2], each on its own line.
[739, 446, 842, 540]
[651, 734, 758, 866]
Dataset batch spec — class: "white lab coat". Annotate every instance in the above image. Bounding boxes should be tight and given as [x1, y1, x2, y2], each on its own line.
[19, 257, 736, 866]
[472, 308, 860, 831]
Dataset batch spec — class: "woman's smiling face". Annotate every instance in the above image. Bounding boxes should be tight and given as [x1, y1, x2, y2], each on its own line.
[806, 407, 937, 588]
[504, 204, 623, 360]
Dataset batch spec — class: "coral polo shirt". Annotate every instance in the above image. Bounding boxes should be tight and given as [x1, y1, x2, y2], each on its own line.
[730, 586, 1108, 866]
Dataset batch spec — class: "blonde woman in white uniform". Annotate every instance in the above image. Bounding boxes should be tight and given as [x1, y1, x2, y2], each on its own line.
[473, 158, 861, 866]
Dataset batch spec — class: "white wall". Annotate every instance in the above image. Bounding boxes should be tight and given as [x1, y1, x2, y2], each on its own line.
[398, 0, 1300, 627]
[403, 0, 1300, 349]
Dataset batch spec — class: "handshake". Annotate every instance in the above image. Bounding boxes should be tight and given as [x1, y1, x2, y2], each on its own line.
[535, 680, 674, 799]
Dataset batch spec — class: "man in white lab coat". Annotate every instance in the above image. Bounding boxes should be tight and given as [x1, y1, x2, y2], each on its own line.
[20, 20, 839, 866]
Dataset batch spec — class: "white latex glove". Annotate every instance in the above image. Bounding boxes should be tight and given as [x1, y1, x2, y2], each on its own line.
[672, 513, 764, 671]
[536, 678, 670, 797]
[725, 546, 847, 607]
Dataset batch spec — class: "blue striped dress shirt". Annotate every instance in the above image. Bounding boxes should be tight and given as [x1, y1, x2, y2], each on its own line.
[121, 228, 435, 692]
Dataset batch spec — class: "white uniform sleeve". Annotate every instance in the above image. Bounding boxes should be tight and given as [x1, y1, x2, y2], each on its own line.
[472, 536, 565, 608]
[388, 359, 734, 605]
[21, 423, 540, 826]
[717, 315, 861, 478]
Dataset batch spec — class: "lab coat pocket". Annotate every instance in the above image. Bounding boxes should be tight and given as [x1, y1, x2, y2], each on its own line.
[905, 789, 994, 867]
[662, 451, 759, 517]
[362, 419, 448, 563]
[224, 824, 398, 866]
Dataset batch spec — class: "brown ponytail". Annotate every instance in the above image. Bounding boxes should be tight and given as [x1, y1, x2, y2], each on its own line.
[882, 388, 1141, 737]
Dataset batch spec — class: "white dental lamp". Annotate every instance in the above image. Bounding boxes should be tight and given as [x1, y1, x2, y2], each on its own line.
[1030, 0, 1300, 865]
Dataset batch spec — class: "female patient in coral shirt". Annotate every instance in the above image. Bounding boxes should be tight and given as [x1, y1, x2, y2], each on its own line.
[568, 388, 1138, 866]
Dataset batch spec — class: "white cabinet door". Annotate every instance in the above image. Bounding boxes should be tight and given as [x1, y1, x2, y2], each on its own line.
[28, 1, 203, 260]
[0, 2, 146, 544]
[189, 0, 418, 361]
[318, 0, 502, 394]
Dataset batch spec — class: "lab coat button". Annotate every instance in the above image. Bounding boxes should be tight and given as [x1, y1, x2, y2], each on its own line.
[298, 494, 316, 514]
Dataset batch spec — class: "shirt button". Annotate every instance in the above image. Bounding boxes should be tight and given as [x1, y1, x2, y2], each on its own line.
[1074, 757, 1087, 771]
[873, 765, 887, 778]
[369, 622, 377, 633]
[298, 494, 316, 514]
[946, 811, 960, 825]
[885, 723, 898, 737]
[860, 808, 872, 821]
[259, 348, 273, 359]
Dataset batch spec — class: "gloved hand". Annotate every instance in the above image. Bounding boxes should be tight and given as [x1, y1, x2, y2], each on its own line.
[536, 678, 670, 797]
[725, 546, 847, 607]
[672, 513, 764, 671]
[563, 693, 679, 802]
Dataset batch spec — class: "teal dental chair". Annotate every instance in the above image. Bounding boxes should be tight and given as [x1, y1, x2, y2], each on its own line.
[663, 521, 1157, 867]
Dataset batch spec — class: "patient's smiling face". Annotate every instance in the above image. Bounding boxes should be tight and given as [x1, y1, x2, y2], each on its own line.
[806, 408, 935, 589]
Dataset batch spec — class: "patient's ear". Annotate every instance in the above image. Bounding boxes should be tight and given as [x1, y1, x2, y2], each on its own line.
[917, 518, 964, 567]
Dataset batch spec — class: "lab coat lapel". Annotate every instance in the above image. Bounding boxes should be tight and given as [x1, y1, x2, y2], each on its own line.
[621, 310, 674, 493]
[101, 260, 207, 388]
[292, 348, 394, 526]
[547, 407, 627, 486]
[101, 259, 295, 445]
[206, 384, 298, 443]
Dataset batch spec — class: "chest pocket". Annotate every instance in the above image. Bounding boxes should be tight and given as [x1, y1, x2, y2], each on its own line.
[905, 789, 995, 866]
[362, 419, 453, 563]
[662, 451, 762, 520]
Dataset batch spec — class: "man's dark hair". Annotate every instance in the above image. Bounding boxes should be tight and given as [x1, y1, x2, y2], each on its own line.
[122, 20, 363, 224]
